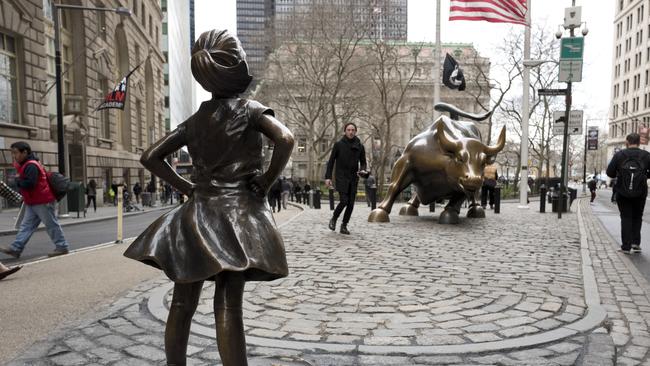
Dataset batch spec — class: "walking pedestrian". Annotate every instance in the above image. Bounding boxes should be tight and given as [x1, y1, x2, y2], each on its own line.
[123, 29, 293, 366]
[133, 182, 142, 204]
[606, 133, 650, 254]
[0, 261, 21, 280]
[365, 172, 377, 210]
[0, 141, 70, 258]
[270, 178, 282, 212]
[86, 179, 97, 212]
[588, 177, 597, 203]
[111, 182, 118, 205]
[303, 182, 311, 205]
[481, 163, 498, 209]
[325, 122, 368, 235]
[280, 177, 291, 209]
[294, 183, 302, 204]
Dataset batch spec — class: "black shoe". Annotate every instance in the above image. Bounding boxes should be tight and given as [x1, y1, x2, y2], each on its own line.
[340, 224, 350, 235]
[47, 248, 69, 257]
[329, 218, 336, 231]
[632, 244, 642, 253]
[0, 245, 21, 259]
[619, 248, 632, 255]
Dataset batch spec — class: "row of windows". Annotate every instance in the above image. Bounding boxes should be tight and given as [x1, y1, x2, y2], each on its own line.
[616, 3, 646, 39]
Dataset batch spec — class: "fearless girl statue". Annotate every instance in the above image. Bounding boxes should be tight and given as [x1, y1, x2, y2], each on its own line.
[124, 29, 294, 366]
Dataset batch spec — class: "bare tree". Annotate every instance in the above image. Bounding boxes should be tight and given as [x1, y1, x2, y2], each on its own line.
[496, 24, 562, 189]
[255, 2, 372, 184]
[360, 40, 423, 195]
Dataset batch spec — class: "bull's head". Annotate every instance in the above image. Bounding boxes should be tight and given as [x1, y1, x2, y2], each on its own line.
[437, 124, 506, 192]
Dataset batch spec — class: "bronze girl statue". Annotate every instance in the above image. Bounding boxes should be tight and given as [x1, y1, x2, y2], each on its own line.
[124, 30, 294, 366]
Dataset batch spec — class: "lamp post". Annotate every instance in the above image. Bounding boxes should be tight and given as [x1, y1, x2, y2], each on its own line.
[519, 58, 554, 208]
[51, 4, 131, 176]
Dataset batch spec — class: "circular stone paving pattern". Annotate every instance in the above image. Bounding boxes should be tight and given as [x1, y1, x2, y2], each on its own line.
[160, 206, 587, 347]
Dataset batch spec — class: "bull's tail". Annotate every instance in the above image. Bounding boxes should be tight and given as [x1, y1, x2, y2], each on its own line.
[434, 103, 491, 122]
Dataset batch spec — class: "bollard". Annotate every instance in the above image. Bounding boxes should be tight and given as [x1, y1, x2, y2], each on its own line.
[329, 188, 335, 210]
[429, 203, 435, 212]
[494, 186, 501, 214]
[540, 186, 547, 213]
[370, 188, 377, 210]
[116, 186, 123, 243]
[313, 190, 321, 209]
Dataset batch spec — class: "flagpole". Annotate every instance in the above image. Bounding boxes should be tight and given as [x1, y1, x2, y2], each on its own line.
[518, 0, 531, 209]
[433, 0, 441, 120]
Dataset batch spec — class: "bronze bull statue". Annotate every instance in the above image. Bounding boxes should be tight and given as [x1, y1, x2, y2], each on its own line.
[368, 103, 505, 224]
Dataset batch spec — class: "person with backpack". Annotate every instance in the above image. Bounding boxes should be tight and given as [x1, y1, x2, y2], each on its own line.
[0, 142, 70, 258]
[606, 133, 650, 254]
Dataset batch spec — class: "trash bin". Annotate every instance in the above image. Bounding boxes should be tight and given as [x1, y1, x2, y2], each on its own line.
[67, 182, 86, 218]
[312, 189, 321, 209]
[551, 192, 569, 213]
[141, 192, 151, 207]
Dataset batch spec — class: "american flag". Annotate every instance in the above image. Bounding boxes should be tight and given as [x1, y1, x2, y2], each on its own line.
[449, 0, 528, 25]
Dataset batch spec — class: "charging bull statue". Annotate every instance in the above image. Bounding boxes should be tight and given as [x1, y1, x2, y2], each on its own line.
[368, 103, 505, 224]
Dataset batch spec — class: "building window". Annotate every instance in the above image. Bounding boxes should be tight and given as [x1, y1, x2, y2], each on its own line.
[0, 32, 19, 124]
[297, 137, 307, 153]
[136, 99, 143, 146]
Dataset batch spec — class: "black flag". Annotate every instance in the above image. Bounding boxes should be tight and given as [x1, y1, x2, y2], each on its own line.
[442, 53, 466, 91]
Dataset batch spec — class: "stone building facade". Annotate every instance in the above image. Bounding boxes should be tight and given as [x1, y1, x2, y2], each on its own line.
[0, 0, 165, 205]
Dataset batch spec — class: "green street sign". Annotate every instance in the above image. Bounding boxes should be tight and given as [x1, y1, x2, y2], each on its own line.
[560, 37, 584, 60]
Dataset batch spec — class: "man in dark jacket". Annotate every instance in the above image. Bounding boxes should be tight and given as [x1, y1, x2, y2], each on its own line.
[325, 123, 367, 234]
[606, 133, 650, 254]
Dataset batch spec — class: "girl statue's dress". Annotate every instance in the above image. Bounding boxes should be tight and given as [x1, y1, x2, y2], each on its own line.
[124, 98, 288, 283]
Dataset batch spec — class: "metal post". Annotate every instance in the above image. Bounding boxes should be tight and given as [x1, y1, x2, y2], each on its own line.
[540, 185, 547, 213]
[494, 186, 501, 214]
[558, 5, 576, 219]
[519, 0, 531, 209]
[116, 185, 123, 243]
[53, 3, 65, 176]
[433, 0, 441, 119]
[582, 120, 588, 194]
[329, 188, 335, 210]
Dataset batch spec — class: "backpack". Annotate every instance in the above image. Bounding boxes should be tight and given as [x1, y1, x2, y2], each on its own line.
[617, 150, 647, 198]
[47, 172, 70, 201]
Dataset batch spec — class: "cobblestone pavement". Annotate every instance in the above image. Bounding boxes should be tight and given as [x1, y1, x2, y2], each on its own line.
[6, 200, 630, 365]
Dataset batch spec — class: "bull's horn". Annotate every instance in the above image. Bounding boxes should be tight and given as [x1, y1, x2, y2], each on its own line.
[484, 126, 506, 156]
[436, 123, 461, 153]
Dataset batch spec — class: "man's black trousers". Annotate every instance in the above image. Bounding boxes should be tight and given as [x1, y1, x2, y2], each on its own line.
[333, 183, 357, 224]
[616, 195, 646, 250]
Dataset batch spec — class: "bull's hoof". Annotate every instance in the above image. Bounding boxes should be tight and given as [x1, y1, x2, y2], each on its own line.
[368, 208, 390, 223]
[398, 204, 419, 216]
[467, 205, 486, 218]
[439, 209, 460, 225]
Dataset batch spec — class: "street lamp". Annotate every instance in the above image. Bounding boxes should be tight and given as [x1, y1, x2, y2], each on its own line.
[51, 4, 132, 177]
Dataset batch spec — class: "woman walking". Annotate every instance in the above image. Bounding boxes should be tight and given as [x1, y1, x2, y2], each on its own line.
[124, 29, 293, 366]
[86, 179, 97, 212]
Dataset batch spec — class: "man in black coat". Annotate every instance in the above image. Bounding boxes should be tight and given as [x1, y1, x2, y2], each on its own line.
[325, 123, 367, 234]
[606, 133, 650, 254]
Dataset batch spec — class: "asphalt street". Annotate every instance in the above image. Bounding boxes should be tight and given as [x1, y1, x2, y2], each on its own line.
[0, 209, 171, 265]
[590, 187, 650, 283]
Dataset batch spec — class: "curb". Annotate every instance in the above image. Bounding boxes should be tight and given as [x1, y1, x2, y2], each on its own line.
[0, 204, 175, 237]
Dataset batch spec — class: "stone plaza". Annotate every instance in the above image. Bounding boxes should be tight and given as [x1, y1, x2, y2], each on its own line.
[8, 198, 650, 365]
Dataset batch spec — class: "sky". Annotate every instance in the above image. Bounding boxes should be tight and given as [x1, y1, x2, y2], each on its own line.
[193, 0, 613, 130]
